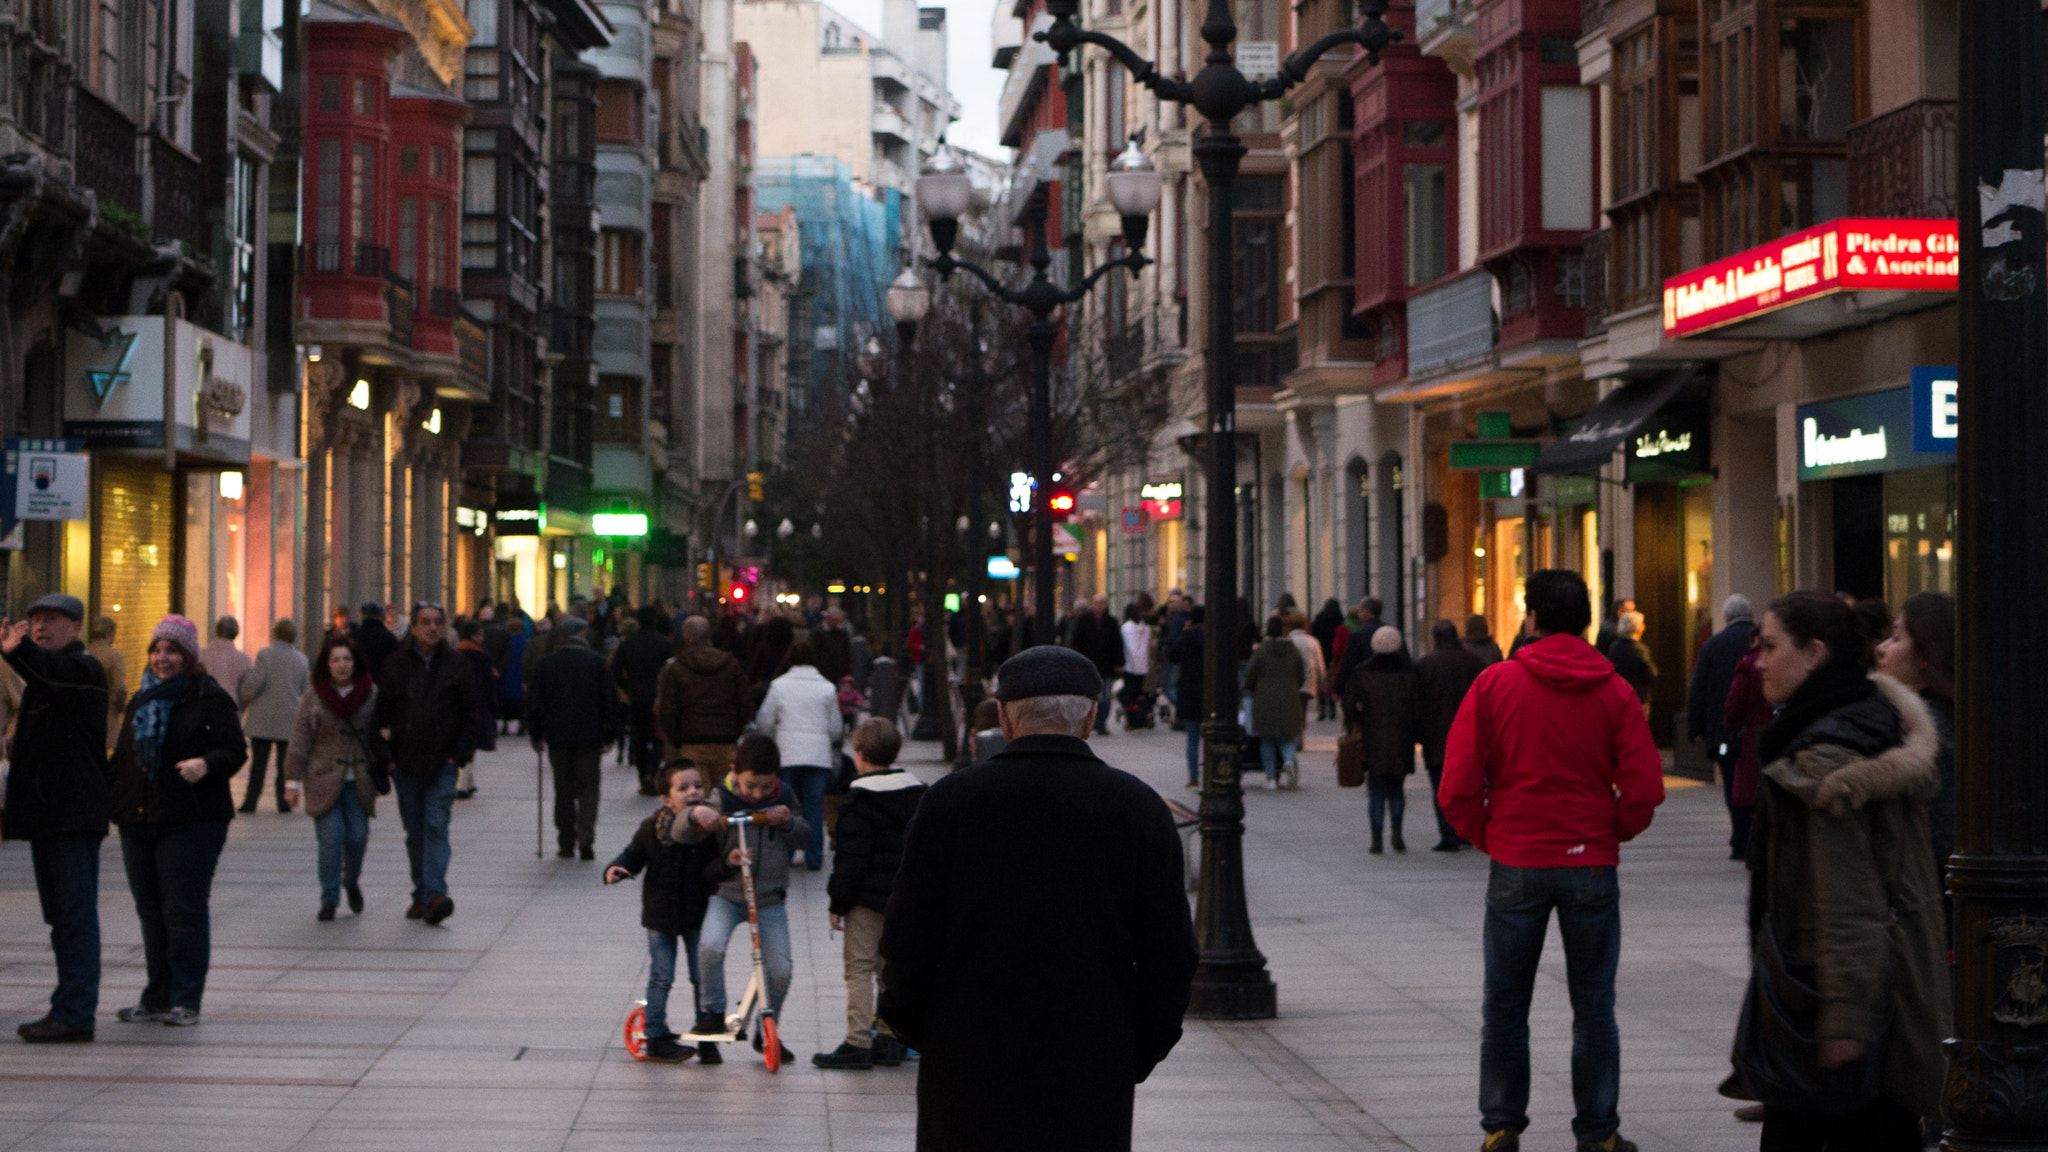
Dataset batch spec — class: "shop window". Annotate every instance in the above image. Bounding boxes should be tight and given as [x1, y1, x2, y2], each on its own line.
[1403, 163, 1448, 286]
[1883, 468, 1955, 600]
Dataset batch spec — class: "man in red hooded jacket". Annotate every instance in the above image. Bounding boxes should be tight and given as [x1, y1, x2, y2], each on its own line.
[1440, 568, 1665, 1152]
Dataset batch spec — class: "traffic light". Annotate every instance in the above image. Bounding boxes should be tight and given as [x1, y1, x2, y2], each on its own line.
[1047, 488, 1077, 521]
[746, 471, 764, 501]
[730, 583, 749, 602]
[697, 563, 713, 590]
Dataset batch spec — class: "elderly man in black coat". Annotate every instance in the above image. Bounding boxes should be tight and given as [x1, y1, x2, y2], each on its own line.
[879, 645, 1197, 1152]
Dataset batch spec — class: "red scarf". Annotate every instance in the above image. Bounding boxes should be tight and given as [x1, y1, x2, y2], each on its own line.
[315, 672, 373, 719]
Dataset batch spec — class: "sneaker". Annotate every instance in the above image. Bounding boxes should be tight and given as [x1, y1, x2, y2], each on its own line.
[161, 1008, 200, 1027]
[689, 1012, 728, 1038]
[811, 1042, 874, 1070]
[1481, 1130, 1520, 1152]
[405, 898, 427, 920]
[423, 894, 455, 925]
[318, 903, 336, 922]
[345, 884, 364, 914]
[696, 1041, 723, 1064]
[645, 1034, 691, 1063]
[17, 1016, 93, 1043]
[116, 1006, 164, 1024]
[1576, 1136, 1637, 1152]
[872, 1036, 907, 1067]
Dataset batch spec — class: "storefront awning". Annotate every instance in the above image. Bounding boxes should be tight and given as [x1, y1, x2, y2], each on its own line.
[1534, 368, 1704, 475]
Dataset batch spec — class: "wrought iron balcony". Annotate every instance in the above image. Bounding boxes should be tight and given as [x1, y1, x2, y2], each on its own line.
[151, 135, 207, 253]
[1847, 99, 1957, 219]
[1582, 228, 1611, 337]
[74, 86, 138, 213]
[355, 243, 388, 278]
[456, 313, 489, 379]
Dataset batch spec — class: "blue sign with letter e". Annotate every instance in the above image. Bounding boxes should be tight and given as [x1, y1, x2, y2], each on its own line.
[1912, 365, 1958, 455]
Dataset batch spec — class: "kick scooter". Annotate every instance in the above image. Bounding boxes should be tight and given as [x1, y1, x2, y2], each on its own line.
[674, 812, 783, 1072]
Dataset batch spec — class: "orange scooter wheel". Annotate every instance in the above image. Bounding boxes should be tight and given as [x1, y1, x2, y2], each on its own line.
[761, 1015, 781, 1073]
[624, 1007, 648, 1061]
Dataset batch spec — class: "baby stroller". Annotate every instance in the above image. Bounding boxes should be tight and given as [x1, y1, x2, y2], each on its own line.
[1117, 676, 1158, 731]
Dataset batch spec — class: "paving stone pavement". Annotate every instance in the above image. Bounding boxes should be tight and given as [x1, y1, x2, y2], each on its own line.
[0, 717, 1760, 1152]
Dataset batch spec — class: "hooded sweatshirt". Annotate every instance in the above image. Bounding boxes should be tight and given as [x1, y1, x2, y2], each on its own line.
[1438, 632, 1665, 867]
[670, 773, 813, 908]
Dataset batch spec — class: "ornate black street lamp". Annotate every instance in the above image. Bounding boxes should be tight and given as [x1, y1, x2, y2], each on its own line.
[913, 145, 1162, 639]
[1030, 0, 1402, 1019]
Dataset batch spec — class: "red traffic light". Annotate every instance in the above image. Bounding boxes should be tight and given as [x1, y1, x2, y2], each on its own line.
[731, 585, 748, 601]
[1047, 490, 1076, 519]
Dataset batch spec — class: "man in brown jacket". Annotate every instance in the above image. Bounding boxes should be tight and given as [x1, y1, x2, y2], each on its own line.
[654, 615, 751, 775]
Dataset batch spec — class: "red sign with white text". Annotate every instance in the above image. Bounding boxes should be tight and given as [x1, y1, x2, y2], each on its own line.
[1662, 218, 1957, 338]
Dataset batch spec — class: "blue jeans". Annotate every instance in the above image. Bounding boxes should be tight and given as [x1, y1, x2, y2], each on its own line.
[314, 786, 370, 907]
[393, 762, 459, 900]
[644, 927, 702, 1037]
[1097, 677, 1116, 732]
[30, 835, 102, 1029]
[1185, 724, 1202, 785]
[783, 764, 831, 867]
[1257, 736, 1295, 780]
[1367, 774, 1407, 840]
[698, 897, 792, 1020]
[119, 820, 229, 1013]
[1480, 862, 1622, 1144]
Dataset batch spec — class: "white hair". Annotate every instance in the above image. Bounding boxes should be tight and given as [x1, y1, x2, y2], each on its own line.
[1002, 694, 1096, 735]
[1618, 611, 1645, 639]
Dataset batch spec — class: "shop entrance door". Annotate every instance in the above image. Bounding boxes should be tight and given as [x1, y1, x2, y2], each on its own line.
[1832, 475, 1884, 600]
[1635, 485, 1685, 747]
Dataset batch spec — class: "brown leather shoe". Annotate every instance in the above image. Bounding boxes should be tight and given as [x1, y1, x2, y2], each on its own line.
[18, 1017, 93, 1043]
[405, 898, 428, 920]
[423, 893, 455, 925]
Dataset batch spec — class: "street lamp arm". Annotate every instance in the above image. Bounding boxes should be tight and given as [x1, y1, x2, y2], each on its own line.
[1054, 252, 1154, 304]
[1266, 23, 1405, 94]
[1037, 24, 1193, 103]
[926, 253, 1032, 307]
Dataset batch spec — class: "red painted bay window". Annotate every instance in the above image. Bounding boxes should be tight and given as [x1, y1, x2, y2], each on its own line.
[392, 87, 470, 357]
[300, 10, 406, 323]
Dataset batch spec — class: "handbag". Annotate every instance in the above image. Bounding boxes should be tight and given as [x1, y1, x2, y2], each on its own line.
[1336, 730, 1365, 788]
[349, 719, 393, 796]
[1732, 915, 1889, 1112]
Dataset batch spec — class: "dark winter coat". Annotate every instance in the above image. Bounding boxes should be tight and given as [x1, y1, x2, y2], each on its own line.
[1, 640, 110, 841]
[374, 639, 479, 777]
[1687, 618, 1755, 751]
[812, 628, 854, 687]
[610, 628, 671, 706]
[527, 638, 619, 749]
[354, 618, 398, 682]
[1243, 638, 1305, 739]
[1740, 672, 1950, 1119]
[1607, 637, 1658, 704]
[1167, 624, 1204, 719]
[608, 811, 719, 935]
[826, 767, 927, 917]
[1463, 637, 1505, 667]
[654, 642, 752, 745]
[1330, 616, 1383, 696]
[1414, 642, 1485, 767]
[1071, 611, 1125, 677]
[458, 642, 498, 753]
[109, 674, 248, 827]
[878, 734, 1197, 1152]
[1347, 658, 1419, 777]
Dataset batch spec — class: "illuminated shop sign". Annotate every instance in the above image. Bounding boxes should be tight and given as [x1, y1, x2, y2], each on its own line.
[1797, 386, 1957, 482]
[1663, 219, 1957, 339]
[1624, 404, 1710, 484]
[1911, 365, 1958, 453]
[495, 499, 544, 536]
[1140, 478, 1183, 520]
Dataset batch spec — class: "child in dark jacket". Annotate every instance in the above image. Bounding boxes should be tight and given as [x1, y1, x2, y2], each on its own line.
[813, 718, 926, 1069]
[605, 762, 722, 1063]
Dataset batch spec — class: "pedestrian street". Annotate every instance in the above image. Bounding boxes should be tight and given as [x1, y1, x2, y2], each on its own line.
[1, 718, 1757, 1152]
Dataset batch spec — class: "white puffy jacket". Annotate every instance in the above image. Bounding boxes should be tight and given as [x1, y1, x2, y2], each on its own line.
[757, 664, 843, 769]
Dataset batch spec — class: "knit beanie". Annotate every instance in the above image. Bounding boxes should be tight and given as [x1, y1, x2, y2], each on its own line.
[150, 614, 201, 662]
[1370, 625, 1403, 655]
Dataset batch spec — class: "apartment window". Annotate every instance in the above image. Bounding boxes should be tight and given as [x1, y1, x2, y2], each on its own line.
[1777, 19, 1856, 141]
[466, 50, 501, 102]
[351, 142, 376, 250]
[354, 78, 375, 117]
[595, 81, 641, 145]
[597, 229, 640, 295]
[1403, 163, 1448, 286]
[464, 152, 499, 269]
[401, 147, 420, 176]
[315, 138, 341, 269]
[464, 155, 498, 213]
[1234, 220, 1280, 333]
[651, 202, 673, 304]
[93, 0, 142, 114]
[468, 0, 498, 44]
[596, 375, 642, 442]
[554, 96, 585, 158]
[432, 147, 449, 180]
[398, 198, 418, 281]
[318, 75, 342, 113]
[428, 201, 448, 290]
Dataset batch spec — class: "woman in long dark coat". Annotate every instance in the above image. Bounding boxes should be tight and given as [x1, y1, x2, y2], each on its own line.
[1347, 626, 1419, 854]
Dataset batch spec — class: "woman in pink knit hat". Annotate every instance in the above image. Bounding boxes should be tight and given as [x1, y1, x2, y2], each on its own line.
[105, 614, 248, 1027]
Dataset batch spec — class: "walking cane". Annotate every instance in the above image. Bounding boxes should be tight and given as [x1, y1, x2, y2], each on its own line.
[535, 744, 544, 859]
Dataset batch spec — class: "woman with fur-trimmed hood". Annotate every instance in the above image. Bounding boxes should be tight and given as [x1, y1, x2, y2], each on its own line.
[1724, 591, 1950, 1149]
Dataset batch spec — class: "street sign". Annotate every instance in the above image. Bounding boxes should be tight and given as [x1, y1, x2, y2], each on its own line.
[1236, 41, 1279, 78]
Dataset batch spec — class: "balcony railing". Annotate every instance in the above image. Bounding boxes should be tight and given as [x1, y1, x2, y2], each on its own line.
[1847, 99, 1957, 219]
[428, 287, 462, 317]
[355, 243, 388, 277]
[151, 135, 208, 253]
[1582, 228, 1611, 336]
[13, 37, 68, 148]
[74, 86, 138, 212]
[385, 273, 415, 347]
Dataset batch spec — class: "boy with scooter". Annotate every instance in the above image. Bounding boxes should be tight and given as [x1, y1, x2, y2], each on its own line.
[604, 762, 721, 1063]
[667, 733, 809, 1065]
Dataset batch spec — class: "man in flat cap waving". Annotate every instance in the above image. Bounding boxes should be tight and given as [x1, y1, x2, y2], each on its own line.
[879, 645, 1197, 1152]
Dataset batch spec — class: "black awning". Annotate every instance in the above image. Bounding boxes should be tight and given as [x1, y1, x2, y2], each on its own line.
[1534, 368, 1707, 475]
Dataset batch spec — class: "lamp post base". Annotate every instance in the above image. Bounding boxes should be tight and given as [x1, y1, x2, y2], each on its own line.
[1188, 963, 1277, 1020]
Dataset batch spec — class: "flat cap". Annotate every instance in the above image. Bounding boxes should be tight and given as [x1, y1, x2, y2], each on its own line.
[28, 593, 83, 621]
[558, 616, 589, 637]
[994, 645, 1103, 703]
